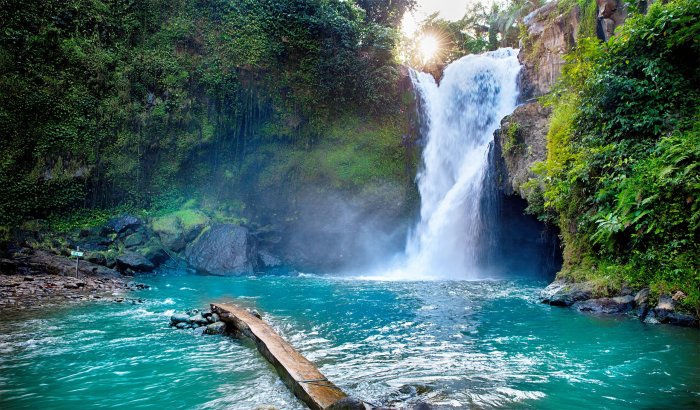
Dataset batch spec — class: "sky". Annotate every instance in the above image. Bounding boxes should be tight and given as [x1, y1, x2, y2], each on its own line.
[402, 0, 474, 35]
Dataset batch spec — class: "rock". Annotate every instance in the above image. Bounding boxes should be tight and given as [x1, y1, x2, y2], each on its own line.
[645, 294, 700, 327]
[573, 295, 634, 314]
[189, 313, 208, 325]
[325, 397, 367, 410]
[644, 309, 699, 327]
[494, 101, 552, 198]
[104, 215, 142, 235]
[123, 232, 146, 248]
[255, 406, 278, 410]
[662, 312, 699, 327]
[151, 210, 209, 252]
[634, 288, 650, 305]
[116, 252, 155, 272]
[596, 0, 627, 41]
[541, 280, 594, 307]
[519, 2, 581, 99]
[75, 237, 109, 252]
[138, 238, 169, 266]
[171, 313, 190, 324]
[250, 309, 262, 319]
[25, 250, 119, 278]
[204, 321, 227, 335]
[126, 281, 149, 290]
[211, 313, 220, 323]
[634, 288, 651, 320]
[184, 224, 257, 275]
[672, 291, 687, 302]
[85, 251, 107, 266]
[175, 322, 188, 329]
[656, 294, 675, 311]
[258, 249, 282, 268]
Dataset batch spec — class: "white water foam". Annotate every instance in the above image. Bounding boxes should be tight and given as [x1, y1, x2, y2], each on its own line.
[368, 49, 521, 281]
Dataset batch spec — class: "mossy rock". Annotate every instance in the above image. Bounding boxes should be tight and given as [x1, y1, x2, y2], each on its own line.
[137, 237, 169, 266]
[123, 232, 146, 248]
[85, 251, 107, 266]
[151, 210, 210, 252]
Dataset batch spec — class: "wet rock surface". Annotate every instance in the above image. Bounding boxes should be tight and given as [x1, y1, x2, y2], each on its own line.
[116, 251, 155, 272]
[542, 280, 699, 327]
[541, 280, 594, 306]
[170, 308, 228, 334]
[184, 224, 257, 275]
[573, 295, 635, 314]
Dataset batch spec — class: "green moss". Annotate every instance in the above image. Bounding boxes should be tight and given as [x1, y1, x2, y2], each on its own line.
[250, 112, 411, 192]
[502, 122, 521, 155]
[151, 209, 209, 235]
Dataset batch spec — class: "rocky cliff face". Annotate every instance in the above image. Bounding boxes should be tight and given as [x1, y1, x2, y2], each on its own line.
[597, 0, 628, 41]
[496, 0, 630, 199]
[518, 2, 581, 100]
[493, 102, 552, 199]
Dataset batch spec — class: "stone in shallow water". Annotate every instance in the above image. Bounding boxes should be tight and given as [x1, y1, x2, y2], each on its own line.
[573, 295, 635, 314]
[204, 321, 226, 335]
[116, 252, 154, 272]
[541, 280, 594, 307]
[170, 313, 189, 325]
[649, 296, 699, 327]
[189, 313, 208, 325]
[325, 397, 367, 410]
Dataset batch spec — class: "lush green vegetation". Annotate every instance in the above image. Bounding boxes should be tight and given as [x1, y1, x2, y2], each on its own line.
[532, 0, 700, 311]
[0, 0, 417, 227]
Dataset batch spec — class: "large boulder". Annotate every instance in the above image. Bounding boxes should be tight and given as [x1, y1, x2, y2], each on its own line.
[204, 321, 227, 335]
[151, 210, 209, 252]
[184, 224, 257, 275]
[116, 251, 155, 272]
[137, 238, 169, 266]
[123, 232, 146, 248]
[541, 279, 595, 307]
[645, 293, 699, 327]
[103, 214, 143, 235]
[573, 295, 635, 314]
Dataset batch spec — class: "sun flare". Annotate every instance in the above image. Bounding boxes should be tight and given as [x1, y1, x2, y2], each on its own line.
[418, 34, 440, 63]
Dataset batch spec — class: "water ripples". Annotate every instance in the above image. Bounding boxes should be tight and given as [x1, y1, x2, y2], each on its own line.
[1, 275, 698, 409]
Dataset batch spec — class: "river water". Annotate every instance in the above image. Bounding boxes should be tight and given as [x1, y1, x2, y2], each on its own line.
[1, 271, 698, 409]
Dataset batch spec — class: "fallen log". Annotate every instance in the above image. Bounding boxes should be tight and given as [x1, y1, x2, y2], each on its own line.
[210, 303, 350, 410]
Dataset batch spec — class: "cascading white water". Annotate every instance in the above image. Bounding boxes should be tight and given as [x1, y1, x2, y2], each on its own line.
[400, 48, 522, 280]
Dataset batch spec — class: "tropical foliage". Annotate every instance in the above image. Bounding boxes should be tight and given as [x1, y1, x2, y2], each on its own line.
[0, 0, 415, 225]
[534, 0, 700, 310]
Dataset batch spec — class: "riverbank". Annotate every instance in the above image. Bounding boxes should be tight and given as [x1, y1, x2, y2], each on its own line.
[0, 247, 148, 313]
[541, 279, 699, 328]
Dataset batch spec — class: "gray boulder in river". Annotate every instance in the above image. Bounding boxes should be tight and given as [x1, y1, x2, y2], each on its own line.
[116, 251, 155, 272]
[184, 224, 257, 275]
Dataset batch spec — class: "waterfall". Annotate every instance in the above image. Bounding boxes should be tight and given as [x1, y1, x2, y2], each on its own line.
[401, 48, 521, 280]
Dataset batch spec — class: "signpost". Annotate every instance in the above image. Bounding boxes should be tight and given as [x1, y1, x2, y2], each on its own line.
[71, 246, 84, 278]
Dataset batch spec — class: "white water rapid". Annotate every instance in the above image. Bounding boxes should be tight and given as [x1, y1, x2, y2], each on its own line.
[378, 48, 521, 280]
